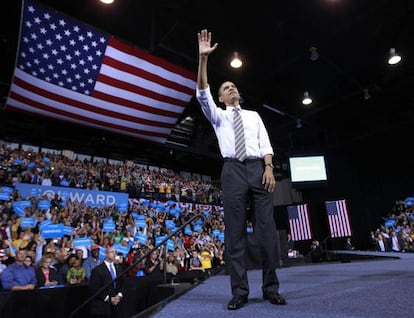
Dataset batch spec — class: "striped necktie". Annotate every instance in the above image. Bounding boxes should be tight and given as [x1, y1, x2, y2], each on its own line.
[233, 107, 246, 161]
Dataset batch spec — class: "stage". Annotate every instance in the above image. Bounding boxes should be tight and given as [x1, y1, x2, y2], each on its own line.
[140, 251, 414, 318]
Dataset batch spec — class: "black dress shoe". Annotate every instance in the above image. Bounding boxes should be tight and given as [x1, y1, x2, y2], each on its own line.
[263, 292, 287, 305]
[227, 295, 248, 310]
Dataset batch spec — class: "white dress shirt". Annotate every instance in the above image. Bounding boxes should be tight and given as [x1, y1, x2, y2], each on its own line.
[196, 85, 274, 159]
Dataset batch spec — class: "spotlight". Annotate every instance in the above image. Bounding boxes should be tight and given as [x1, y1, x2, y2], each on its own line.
[388, 48, 401, 65]
[302, 91, 312, 105]
[230, 52, 242, 68]
[100, 0, 114, 4]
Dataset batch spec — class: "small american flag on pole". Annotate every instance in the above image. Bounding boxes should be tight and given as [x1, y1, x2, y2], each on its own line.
[6, 0, 196, 144]
[287, 204, 312, 241]
[325, 199, 352, 238]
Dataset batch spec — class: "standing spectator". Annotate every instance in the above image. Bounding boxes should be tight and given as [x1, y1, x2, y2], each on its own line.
[89, 246, 124, 318]
[83, 245, 102, 280]
[35, 253, 59, 287]
[1, 249, 37, 290]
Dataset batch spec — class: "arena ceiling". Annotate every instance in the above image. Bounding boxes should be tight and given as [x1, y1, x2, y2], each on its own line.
[1, 0, 413, 176]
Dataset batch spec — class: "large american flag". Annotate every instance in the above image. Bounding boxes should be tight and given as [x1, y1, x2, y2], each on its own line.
[6, 0, 196, 143]
[287, 204, 312, 241]
[325, 199, 352, 238]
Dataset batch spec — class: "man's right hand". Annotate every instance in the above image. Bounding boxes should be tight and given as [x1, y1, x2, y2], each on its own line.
[198, 29, 218, 57]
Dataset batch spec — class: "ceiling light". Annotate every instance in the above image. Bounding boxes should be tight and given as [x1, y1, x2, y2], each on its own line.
[388, 48, 401, 65]
[100, 0, 114, 4]
[302, 91, 312, 105]
[230, 52, 242, 68]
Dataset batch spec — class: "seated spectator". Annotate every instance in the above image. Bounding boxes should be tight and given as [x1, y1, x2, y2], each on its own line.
[35, 253, 59, 287]
[0, 249, 37, 291]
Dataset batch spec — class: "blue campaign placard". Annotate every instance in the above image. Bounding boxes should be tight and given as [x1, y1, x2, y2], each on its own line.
[73, 237, 92, 248]
[41, 224, 64, 239]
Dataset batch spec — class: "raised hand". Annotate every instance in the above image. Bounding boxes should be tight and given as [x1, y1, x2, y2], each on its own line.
[198, 29, 218, 57]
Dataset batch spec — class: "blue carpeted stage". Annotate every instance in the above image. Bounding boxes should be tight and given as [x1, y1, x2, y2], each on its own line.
[143, 251, 414, 318]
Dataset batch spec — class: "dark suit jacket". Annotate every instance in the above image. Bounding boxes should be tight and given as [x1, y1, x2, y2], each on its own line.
[89, 262, 124, 317]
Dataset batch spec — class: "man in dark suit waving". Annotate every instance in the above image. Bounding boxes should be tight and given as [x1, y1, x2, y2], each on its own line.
[89, 246, 124, 318]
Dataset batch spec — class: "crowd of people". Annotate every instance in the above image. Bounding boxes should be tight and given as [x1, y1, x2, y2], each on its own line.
[0, 141, 413, 299]
[0, 142, 225, 294]
[369, 200, 414, 253]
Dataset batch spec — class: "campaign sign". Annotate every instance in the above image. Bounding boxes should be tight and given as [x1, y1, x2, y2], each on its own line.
[39, 219, 52, 229]
[41, 224, 64, 239]
[112, 244, 130, 257]
[155, 235, 167, 246]
[73, 237, 92, 248]
[135, 232, 148, 244]
[16, 183, 128, 208]
[21, 217, 37, 228]
[63, 226, 74, 236]
[103, 219, 115, 233]
[167, 239, 175, 251]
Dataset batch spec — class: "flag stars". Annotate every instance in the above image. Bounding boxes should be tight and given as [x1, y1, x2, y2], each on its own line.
[71, 64, 77, 70]
[50, 23, 57, 30]
[78, 35, 85, 42]
[47, 64, 54, 70]
[83, 44, 90, 52]
[65, 54, 72, 61]
[40, 27, 47, 35]
[87, 31, 93, 38]
[73, 25, 80, 32]
[55, 33, 62, 40]
[64, 29, 71, 37]
[34, 17, 41, 24]
[59, 19, 66, 27]
[34, 59, 40, 65]
[45, 76, 51, 82]
[43, 13, 51, 20]
[96, 50, 102, 57]
[51, 49, 58, 55]
[72, 86, 78, 91]
[25, 21, 33, 28]
[29, 47, 35, 53]
[30, 33, 38, 40]
[36, 43, 44, 50]
[28, 5, 35, 13]
[42, 53, 50, 59]
[23, 36, 30, 43]
[60, 45, 67, 52]
[69, 39, 76, 46]
[46, 39, 53, 46]
[53, 73, 59, 79]
[83, 68, 90, 74]
[57, 58, 63, 65]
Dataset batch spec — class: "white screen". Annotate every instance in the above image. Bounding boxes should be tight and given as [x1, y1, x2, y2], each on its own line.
[289, 156, 327, 182]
